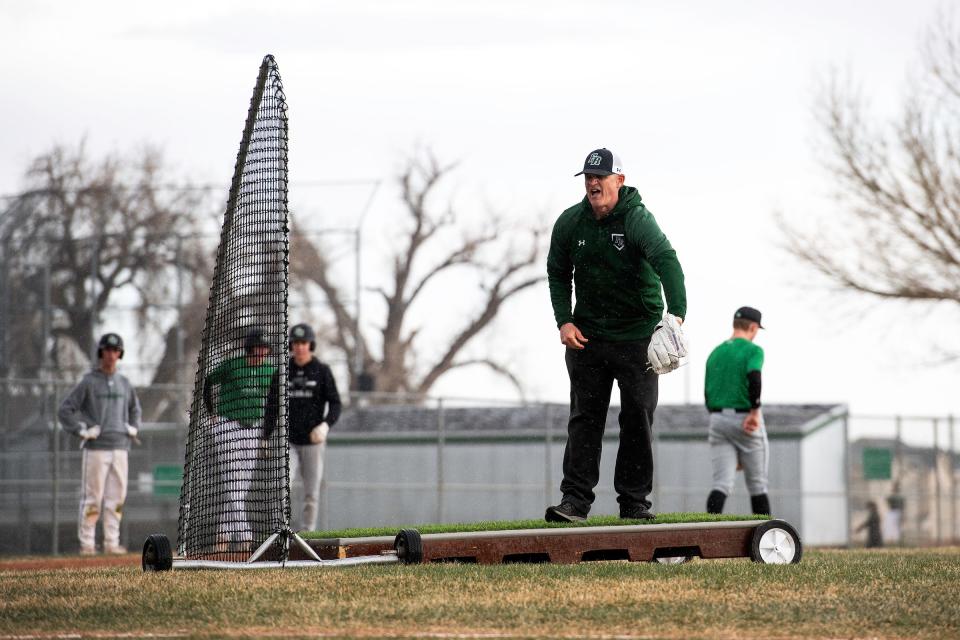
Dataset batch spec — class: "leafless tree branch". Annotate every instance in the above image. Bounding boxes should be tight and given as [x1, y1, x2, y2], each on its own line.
[0, 142, 208, 385]
[780, 31, 960, 308]
[291, 148, 547, 398]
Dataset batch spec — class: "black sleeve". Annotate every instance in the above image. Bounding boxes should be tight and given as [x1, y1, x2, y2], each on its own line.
[262, 370, 281, 439]
[747, 370, 762, 409]
[320, 365, 342, 427]
[202, 377, 214, 415]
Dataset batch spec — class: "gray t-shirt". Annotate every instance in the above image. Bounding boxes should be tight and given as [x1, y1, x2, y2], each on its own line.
[58, 369, 142, 450]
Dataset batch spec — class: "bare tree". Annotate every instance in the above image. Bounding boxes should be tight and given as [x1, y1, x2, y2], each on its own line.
[780, 16, 960, 310]
[0, 142, 208, 380]
[290, 150, 546, 398]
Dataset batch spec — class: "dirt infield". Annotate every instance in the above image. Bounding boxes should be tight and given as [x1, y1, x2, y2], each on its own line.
[0, 552, 140, 571]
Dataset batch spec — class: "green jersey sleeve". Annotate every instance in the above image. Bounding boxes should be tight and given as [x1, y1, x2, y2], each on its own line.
[747, 345, 764, 372]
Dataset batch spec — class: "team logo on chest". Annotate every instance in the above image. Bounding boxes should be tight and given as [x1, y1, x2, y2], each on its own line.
[610, 233, 625, 251]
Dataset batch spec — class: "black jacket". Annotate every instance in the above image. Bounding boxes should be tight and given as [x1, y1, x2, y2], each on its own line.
[287, 357, 341, 445]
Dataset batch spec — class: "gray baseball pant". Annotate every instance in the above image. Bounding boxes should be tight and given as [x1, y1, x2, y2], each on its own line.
[290, 442, 326, 531]
[709, 410, 769, 496]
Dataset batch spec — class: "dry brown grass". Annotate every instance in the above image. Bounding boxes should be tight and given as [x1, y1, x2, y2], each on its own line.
[1, 548, 958, 639]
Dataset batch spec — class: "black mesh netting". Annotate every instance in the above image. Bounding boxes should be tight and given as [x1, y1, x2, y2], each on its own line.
[178, 55, 290, 560]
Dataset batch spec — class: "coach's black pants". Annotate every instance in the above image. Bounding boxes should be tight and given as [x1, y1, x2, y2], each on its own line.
[560, 338, 658, 514]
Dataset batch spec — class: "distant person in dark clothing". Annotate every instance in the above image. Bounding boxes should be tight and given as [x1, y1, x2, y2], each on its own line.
[884, 482, 905, 545]
[857, 501, 883, 548]
[276, 323, 341, 531]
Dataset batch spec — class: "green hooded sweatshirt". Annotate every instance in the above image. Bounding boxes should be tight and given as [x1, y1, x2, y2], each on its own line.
[547, 186, 686, 341]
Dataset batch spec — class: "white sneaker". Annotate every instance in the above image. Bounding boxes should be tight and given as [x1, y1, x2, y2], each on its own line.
[104, 544, 128, 555]
[79, 546, 97, 556]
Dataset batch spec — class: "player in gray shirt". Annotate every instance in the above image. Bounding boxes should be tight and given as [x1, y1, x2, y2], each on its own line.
[59, 333, 141, 554]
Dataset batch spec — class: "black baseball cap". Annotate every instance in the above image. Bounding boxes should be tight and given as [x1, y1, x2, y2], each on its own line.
[97, 333, 124, 359]
[289, 323, 316, 349]
[574, 148, 624, 177]
[243, 328, 271, 351]
[98, 333, 124, 350]
[289, 323, 316, 343]
[734, 306, 764, 329]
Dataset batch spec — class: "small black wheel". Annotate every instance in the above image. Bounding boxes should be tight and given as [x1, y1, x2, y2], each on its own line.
[750, 519, 802, 564]
[142, 533, 173, 572]
[393, 529, 423, 564]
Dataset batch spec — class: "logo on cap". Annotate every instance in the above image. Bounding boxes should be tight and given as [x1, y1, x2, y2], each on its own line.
[107, 335, 119, 345]
[575, 148, 624, 177]
[293, 327, 305, 338]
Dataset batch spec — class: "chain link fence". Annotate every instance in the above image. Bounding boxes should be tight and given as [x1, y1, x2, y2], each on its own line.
[846, 414, 959, 547]
[1, 378, 957, 555]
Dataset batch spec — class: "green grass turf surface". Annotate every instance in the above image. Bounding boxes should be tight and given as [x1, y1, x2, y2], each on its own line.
[2, 548, 958, 639]
[302, 512, 769, 539]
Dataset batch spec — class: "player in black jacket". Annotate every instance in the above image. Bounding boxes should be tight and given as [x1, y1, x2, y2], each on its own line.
[286, 323, 341, 531]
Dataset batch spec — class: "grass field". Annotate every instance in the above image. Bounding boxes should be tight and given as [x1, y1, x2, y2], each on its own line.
[2, 547, 959, 639]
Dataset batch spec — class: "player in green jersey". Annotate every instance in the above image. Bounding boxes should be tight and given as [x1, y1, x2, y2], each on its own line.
[704, 306, 770, 516]
[202, 328, 280, 551]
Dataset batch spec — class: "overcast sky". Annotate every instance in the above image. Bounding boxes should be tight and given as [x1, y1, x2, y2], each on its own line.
[2, 1, 957, 434]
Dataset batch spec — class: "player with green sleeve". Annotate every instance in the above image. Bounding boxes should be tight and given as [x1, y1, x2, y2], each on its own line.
[704, 306, 770, 516]
[202, 328, 280, 551]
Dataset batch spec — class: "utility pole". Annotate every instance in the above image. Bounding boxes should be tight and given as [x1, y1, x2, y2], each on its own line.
[352, 180, 381, 389]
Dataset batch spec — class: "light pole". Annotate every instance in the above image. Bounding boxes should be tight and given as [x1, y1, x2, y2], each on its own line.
[353, 180, 381, 388]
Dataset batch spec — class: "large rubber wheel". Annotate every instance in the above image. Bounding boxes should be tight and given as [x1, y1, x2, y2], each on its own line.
[750, 519, 802, 564]
[393, 529, 423, 564]
[142, 533, 173, 572]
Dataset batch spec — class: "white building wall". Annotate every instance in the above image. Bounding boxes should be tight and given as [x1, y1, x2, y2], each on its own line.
[800, 421, 849, 545]
[655, 438, 802, 527]
[768, 440, 802, 530]
[317, 422, 847, 547]
[320, 441, 561, 529]
[654, 439, 714, 513]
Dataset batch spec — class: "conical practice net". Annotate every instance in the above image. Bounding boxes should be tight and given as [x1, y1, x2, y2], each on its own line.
[178, 55, 290, 560]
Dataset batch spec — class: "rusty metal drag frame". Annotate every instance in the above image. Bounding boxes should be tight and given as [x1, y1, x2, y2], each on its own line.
[297, 519, 802, 565]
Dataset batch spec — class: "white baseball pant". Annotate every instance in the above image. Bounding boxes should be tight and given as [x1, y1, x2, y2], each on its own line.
[211, 417, 259, 549]
[78, 448, 128, 552]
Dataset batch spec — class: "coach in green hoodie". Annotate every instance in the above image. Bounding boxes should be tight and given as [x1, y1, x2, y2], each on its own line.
[545, 148, 687, 522]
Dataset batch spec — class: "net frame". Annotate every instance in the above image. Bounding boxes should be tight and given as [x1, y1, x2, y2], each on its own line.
[178, 55, 291, 561]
